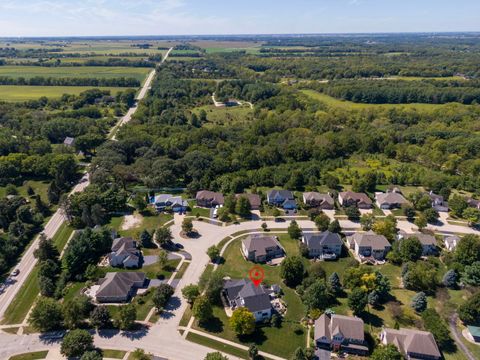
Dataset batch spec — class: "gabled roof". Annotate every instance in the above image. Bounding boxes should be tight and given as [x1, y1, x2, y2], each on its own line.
[376, 192, 408, 206]
[112, 237, 136, 252]
[224, 279, 272, 312]
[339, 191, 372, 205]
[242, 234, 283, 257]
[445, 235, 460, 247]
[96, 272, 146, 299]
[383, 327, 441, 359]
[267, 189, 294, 200]
[303, 231, 342, 250]
[63, 137, 75, 146]
[407, 233, 436, 246]
[303, 192, 334, 205]
[349, 231, 390, 250]
[235, 193, 261, 208]
[196, 190, 224, 204]
[154, 194, 173, 203]
[315, 314, 365, 342]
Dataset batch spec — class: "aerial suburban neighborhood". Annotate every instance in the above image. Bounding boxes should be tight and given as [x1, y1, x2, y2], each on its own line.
[1, 2, 480, 360]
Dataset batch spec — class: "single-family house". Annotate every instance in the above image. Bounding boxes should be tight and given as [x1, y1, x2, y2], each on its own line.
[235, 193, 262, 210]
[380, 327, 442, 360]
[444, 235, 460, 252]
[241, 234, 284, 263]
[196, 190, 224, 208]
[154, 194, 188, 213]
[302, 192, 334, 209]
[347, 231, 391, 260]
[467, 198, 480, 210]
[223, 279, 272, 322]
[428, 191, 448, 212]
[375, 192, 408, 209]
[63, 137, 75, 147]
[302, 231, 343, 259]
[95, 272, 147, 303]
[398, 231, 437, 256]
[338, 191, 372, 209]
[266, 190, 296, 209]
[315, 314, 368, 355]
[109, 237, 141, 268]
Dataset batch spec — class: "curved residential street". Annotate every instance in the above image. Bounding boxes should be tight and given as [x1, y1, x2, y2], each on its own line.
[1, 214, 480, 359]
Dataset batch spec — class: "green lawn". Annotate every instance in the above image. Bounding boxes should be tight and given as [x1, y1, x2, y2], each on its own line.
[52, 223, 74, 252]
[107, 212, 173, 239]
[192, 105, 253, 126]
[101, 349, 127, 359]
[0, 65, 150, 82]
[300, 89, 468, 112]
[175, 262, 189, 280]
[1, 266, 39, 325]
[0, 180, 50, 204]
[186, 332, 249, 359]
[190, 207, 211, 218]
[194, 234, 307, 358]
[8, 351, 48, 360]
[0, 85, 127, 102]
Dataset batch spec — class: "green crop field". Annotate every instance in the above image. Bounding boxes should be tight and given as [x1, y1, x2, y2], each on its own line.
[0, 85, 128, 102]
[0, 66, 150, 81]
[300, 89, 468, 111]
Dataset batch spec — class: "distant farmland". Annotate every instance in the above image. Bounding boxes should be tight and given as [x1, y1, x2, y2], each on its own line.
[0, 66, 151, 82]
[0, 85, 128, 102]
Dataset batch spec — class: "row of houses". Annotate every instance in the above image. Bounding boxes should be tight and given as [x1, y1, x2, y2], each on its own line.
[314, 313, 441, 359]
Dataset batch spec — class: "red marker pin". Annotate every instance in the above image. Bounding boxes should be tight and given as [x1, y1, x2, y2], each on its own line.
[249, 266, 265, 287]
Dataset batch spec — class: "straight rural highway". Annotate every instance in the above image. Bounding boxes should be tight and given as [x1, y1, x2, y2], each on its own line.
[0, 48, 173, 322]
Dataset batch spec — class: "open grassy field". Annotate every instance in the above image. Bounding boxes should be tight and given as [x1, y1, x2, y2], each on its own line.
[0, 180, 50, 203]
[190, 40, 263, 54]
[192, 104, 254, 126]
[0, 66, 150, 81]
[0, 85, 127, 102]
[300, 89, 468, 111]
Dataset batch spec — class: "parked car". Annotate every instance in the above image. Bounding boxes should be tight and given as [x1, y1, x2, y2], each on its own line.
[11, 269, 20, 277]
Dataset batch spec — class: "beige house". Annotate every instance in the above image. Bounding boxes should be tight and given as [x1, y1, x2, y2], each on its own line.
[241, 234, 284, 263]
[380, 327, 441, 360]
[375, 191, 409, 209]
[347, 231, 391, 260]
[315, 314, 368, 355]
[303, 192, 334, 209]
[196, 190, 224, 208]
[338, 191, 372, 209]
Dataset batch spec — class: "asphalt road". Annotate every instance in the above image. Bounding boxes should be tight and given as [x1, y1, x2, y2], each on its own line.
[0, 49, 174, 322]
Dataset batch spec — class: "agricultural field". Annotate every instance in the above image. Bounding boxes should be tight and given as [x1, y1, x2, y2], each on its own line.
[0, 85, 127, 101]
[192, 40, 263, 54]
[299, 89, 467, 111]
[0, 66, 150, 82]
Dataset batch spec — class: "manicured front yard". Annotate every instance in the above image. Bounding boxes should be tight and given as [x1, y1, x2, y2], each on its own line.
[101, 349, 127, 359]
[186, 332, 249, 359]
[192, 234, 307, 358]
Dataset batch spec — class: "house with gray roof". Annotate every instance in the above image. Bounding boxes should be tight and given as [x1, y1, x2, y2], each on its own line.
[154, 194, 188, 213]
[95, 272, 147, 303]
[380, 327, 441, 360]
[347, 231, 391, 261]
[196, 190, 224, 208]
[223, 279, 273, 322]
[338, 191, 372, 209]
[241, 234, 285, 263]
[398, 231, 438, 256]
[303, 192, 334, 209]
[109, 237, 141, 268]
[302, 231, 343, 259]
[375, 191, 409, 209]
[63, 137, 75, 147]
[428, 191, 449, 212]
[267, 189, 296, 209]
[444, 235, 460, 252]
[315, 313, 368, 355]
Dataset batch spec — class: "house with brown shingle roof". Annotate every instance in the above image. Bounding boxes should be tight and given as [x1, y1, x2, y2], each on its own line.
[315, 313, 368, 355]
[235, 193, 261, 210]
[347, 231, 391, 261]
[303, 192, 334, 209]
[241, 234, 284, 263]
[375, 192, 409, 209]
[338, 191, 372, 209]
[109, 237, 141, 268]
[196, 190, 224, 208]
[380, 327, 441, 360]
[398, 231, 438, 256]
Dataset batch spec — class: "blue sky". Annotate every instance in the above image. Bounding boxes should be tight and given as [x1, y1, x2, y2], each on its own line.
[0, 0, 479, 37]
